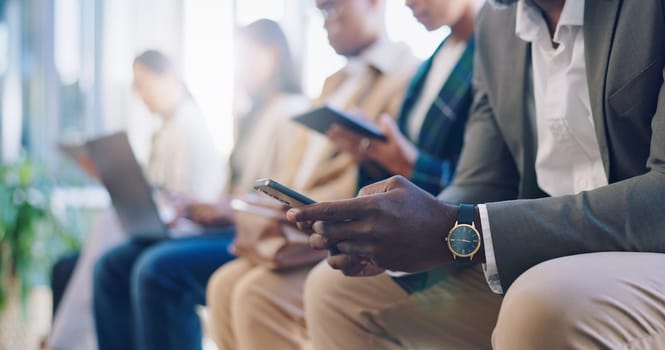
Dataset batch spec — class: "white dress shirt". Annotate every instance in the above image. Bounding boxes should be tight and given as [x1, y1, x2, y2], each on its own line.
[147, 98, 224, 202]
[480, 0, 609, 294]
[407, 39, 467, 142]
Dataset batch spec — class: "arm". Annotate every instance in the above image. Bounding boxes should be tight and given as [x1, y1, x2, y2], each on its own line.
[437, 49, 520, 205]
[488, 66, 665, 290]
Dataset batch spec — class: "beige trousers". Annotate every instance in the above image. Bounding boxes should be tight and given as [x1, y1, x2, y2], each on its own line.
[493, 252, 665, 349]
[304, 262, 502, 350]
[206, 258, 310, 350]
[208, 253, 665, 350]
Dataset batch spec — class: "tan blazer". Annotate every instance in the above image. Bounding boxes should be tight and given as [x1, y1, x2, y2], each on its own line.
[228, 93, 310, 196]
[277, 43, 419, 201]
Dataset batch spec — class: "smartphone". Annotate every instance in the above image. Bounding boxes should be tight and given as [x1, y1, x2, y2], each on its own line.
[255, 179, 339, 254]
[253, 179, 316, 208]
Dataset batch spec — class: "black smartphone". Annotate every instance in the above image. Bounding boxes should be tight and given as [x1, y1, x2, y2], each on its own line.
[253, 179, 316, 208]
[255, 179, 340, 254]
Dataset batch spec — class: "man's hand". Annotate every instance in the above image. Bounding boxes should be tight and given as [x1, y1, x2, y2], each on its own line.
[327, 115, 418, 177]
[286, 176, 456, 276]
[185, 200, 234, 227]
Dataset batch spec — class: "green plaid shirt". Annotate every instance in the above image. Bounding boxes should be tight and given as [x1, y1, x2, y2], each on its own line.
[358, 37, 475, 195]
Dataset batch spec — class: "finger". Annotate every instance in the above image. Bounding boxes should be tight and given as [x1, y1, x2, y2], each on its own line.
[312, 220, 374, 242]
[329, 124, 364, 141]
[327, 254, 368, 276]
[327, 132, 359, 154]
[357, 176, 408, 197]
[309, 233, 332, 250]
[328, 125, 366, 155]
[296, 220, 315, 234]
[355, 263, 386, 277]
[286, 197, 374, 223]
[334, 240, 376, 257]
[326, 125, 346, 143]
[379, 114, 400, 137]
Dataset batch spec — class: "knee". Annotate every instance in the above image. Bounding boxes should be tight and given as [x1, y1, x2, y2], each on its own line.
[493, 259, 595, 350]
[131, 247, 170, 298]
[206, 267, 232, 317]
[230, 269, 269, 318]
[94, 251, 117, 293]
[303, 262, 340, 325]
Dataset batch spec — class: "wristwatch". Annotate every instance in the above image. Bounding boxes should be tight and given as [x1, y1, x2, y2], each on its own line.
[445, 204, 482, 263]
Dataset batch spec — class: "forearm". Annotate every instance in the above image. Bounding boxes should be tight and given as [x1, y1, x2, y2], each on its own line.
[487, 171, 665, 290]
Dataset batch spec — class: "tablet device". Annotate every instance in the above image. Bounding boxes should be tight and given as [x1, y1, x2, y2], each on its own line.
[254, 179, 316, 208]
[293, 105, 387, 141]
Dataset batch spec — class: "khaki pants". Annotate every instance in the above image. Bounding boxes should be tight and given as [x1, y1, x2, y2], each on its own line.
[206, 258, 310, 350]
[208, 253, 665, 350]
[304, 262, 502, 350]
[493, 252, 665, 349]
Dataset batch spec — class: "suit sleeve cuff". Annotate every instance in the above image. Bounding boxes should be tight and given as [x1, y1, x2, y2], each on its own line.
[478, 204, 504, 294]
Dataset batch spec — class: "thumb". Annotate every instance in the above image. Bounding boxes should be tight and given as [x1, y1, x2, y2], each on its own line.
[379, 114, 400, 140]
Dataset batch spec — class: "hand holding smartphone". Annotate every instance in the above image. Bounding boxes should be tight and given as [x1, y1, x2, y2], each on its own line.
[253, 179, 346, 257]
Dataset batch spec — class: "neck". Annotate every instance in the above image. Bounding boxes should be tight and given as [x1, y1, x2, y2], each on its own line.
[449, 2, 480, 43]
[161, 89, 186, 119]
[347, 30, 382, 58]
[532, 0, 566, 38]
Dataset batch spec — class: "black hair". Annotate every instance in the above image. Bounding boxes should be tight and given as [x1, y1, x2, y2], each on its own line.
[133, 50, 174, 75]
[237, 19, 301, 94]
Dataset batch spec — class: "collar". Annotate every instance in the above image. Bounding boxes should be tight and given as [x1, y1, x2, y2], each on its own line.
[346, 36, 410, 75]
[515, 0, 585, 44]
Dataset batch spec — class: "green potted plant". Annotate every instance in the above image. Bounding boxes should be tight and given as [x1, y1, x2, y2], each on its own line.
[0, 153, 62, 347]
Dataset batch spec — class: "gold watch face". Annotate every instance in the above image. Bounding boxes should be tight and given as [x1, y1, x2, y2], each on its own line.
[447, 224, 481, 258]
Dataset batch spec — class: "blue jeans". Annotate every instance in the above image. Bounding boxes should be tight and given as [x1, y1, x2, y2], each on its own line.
[93, 230, 235, 350]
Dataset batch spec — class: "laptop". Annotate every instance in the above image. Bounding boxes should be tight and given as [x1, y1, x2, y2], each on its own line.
[84, 132, 198, 239]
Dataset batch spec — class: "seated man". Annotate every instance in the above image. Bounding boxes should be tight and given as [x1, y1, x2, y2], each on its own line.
[289, 0, 665, 349]
[204, 0, 421, 349]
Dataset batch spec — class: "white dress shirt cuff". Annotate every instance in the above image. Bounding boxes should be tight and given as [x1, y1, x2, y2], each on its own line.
[478, 204, 504, 294]
[385, 270, 412, 277]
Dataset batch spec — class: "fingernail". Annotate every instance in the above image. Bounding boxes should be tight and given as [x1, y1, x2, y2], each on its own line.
[286, 209, 300, 221]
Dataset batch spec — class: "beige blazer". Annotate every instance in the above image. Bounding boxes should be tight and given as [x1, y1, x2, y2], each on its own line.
[277, 44, 419, 201]
[228, 93, 310, 196]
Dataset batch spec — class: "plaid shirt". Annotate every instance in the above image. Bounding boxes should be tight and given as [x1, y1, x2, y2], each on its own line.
[358, 37, 475, 195]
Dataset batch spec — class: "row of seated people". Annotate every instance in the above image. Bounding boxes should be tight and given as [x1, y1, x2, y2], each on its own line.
[49, 0, 665, 349]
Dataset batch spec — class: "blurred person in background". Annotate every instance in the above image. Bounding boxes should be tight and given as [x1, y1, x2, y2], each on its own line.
[328, 0, 481, 195]
[47, 50, 224, 350]
[92, 19, 309, 350]
[205, 1, 420, 349]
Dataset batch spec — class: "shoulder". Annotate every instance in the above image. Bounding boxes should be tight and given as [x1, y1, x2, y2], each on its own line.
[386, 41, 421, 74]
[475, 3, 518, 51]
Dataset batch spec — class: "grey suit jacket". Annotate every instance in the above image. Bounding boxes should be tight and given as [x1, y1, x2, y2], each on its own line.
[438, 0, 665, 291]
